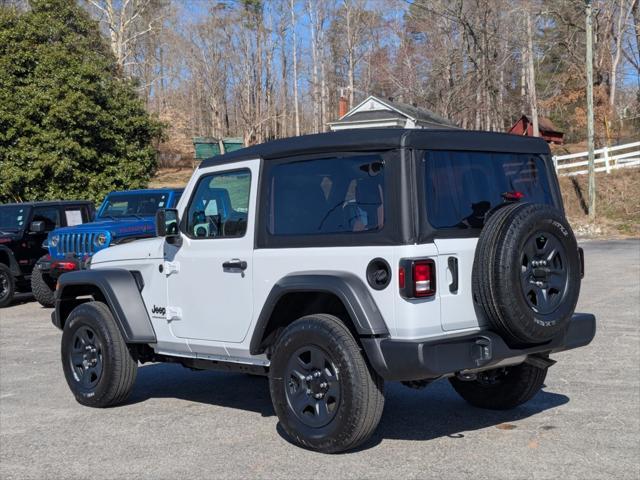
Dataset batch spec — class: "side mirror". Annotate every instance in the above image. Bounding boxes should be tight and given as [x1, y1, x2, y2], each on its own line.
[30, 221, 46, 233]
[156, 209, 180, 239]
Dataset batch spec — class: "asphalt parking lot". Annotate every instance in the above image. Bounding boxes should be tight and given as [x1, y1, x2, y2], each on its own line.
[0, 239, 638, 479]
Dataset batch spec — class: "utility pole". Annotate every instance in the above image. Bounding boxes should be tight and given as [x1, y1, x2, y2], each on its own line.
[526, 10, 540, 137]
[290, 0, 301, 137]
[586, 0, 596, 221]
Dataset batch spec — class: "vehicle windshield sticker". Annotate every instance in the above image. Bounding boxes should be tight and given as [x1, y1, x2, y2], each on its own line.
[65, 210, 83, 226]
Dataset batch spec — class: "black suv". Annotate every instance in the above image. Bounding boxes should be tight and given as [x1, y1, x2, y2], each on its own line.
[0, 201, 94, 307]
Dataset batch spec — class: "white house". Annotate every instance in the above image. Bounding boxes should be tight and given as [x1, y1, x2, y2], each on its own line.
[328, 95, 458, 131]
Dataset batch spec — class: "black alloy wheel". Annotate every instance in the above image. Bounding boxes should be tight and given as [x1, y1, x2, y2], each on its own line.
[520, 232, 569, 315]
[475, 368, 510, 386]
[0, 271, 9, 301]
[284, 345, 341, 428]
[0, 264, 15, 308]
[68, 326, 104, 390]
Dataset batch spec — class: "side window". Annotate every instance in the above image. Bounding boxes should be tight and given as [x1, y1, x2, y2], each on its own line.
[266, 155, 385, 236]
[32, 207, 60, 231]
[185, 170, 251, 239]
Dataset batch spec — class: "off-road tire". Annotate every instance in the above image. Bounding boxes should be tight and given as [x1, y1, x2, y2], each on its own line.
[61, 301, 137, 407]
[269, 314, 385, 453]
[0, 263, 15, 308]
[473, 202, 581, 346]
[449, 363, 548, 410]
[31, 262, 56, 308]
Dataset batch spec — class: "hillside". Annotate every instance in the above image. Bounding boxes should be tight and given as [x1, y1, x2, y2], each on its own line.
[559, 168, 640, 237]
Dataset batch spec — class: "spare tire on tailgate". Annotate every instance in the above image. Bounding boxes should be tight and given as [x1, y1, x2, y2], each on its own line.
[472, 202, 581, 346]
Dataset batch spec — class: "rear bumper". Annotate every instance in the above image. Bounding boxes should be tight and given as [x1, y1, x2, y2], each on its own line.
[361, 313, 596, 381]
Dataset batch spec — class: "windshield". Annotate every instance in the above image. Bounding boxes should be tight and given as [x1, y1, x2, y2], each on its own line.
[98, 193, 169, 218]
[424, 151, 555, 229]
[0, 205, 30, 232]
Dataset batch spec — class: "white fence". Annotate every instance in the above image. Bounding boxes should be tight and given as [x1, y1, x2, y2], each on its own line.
[553, 141, 640, 176]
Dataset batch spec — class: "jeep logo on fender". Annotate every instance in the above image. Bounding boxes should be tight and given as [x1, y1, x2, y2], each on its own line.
[151, 305, 166, 317]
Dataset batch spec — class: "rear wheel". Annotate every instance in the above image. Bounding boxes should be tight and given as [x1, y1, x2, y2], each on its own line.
[269, 314, 385, 453]
[61, 302, 137, 407]
[449, 363, 547, 410]
[31, 261, 56, 308]
[0, 264, 15, 308]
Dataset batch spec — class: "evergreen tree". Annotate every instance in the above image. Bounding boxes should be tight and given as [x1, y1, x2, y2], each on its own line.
[0, 0, 163, 203]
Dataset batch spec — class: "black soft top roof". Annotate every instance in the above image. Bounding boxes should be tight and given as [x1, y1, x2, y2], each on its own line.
[0, 200, 93, 208]
[200, 128, 551, 168]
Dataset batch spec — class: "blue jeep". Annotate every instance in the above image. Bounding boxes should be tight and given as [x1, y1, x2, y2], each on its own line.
[32, 188, 182, 307]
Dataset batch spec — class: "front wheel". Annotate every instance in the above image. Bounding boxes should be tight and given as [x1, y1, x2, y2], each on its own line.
[269, 314, 385, 453]
[449, 362, 547, 410]
[61, 302, 137, 407]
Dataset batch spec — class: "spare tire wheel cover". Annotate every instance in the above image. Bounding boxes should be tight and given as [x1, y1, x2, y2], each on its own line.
[473, 203, 581, 346]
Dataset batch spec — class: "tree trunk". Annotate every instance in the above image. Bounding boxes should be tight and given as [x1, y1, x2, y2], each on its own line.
[610, 0, 636, 111]
[526, 11, 540, 137]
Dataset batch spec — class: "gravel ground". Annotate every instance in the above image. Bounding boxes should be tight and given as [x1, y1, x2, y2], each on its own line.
[0, 239, 638, 480]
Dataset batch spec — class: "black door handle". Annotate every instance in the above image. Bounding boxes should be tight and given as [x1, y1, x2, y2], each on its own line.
[448, 257, 458, 293]
[222, 259, 247, 271]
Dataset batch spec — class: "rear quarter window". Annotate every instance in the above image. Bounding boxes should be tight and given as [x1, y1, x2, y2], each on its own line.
[424, 151, 554, 229]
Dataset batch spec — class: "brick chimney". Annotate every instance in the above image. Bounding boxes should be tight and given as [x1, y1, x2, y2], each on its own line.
[338, 95, 348, 119]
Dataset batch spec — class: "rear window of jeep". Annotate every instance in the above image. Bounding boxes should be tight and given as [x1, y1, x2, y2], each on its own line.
[424, 151, 554, 229]
[266, 155, 385, 235]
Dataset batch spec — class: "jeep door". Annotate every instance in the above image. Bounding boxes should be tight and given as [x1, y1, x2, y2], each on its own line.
[165, 160, 258, 344]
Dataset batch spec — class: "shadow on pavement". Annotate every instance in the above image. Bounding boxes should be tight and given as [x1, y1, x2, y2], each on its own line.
[356, 380, 569, 451]
[129, 363, 569, 452]
[128, 363, 274, 417]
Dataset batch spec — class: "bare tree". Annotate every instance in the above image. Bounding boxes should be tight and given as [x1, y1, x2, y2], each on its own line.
[70, 0, 639, 161]
[610, 0, 638, 111]
[84, 0, 167, 75]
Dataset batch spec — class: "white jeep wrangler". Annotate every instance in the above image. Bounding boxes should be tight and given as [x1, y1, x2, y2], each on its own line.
[53, 129, 596, 453]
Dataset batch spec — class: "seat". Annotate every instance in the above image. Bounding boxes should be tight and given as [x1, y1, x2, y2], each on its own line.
[350, 180, 383, 231]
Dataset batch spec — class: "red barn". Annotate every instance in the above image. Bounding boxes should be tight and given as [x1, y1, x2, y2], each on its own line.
[508, 115, 564, 145]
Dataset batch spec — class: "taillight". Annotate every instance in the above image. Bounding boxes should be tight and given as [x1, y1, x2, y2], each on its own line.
[53, 261, 77, 271]
[399, 259, 436, 298]
[413, 261, 435, 297]
[502, 191, 525, 201]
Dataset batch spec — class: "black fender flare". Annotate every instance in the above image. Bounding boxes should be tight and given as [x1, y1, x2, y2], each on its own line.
[0, 245, 22, 276]
[54, 269, 156, 344]
[250, 271, 389, 355]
